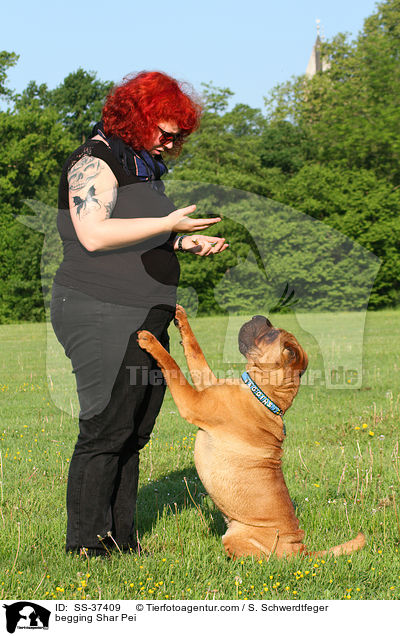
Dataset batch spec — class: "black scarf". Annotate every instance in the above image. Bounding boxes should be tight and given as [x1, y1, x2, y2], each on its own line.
[90, 121, 168, 193]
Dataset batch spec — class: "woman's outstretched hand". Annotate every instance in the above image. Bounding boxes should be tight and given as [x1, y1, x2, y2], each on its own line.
[168, 205, 221, 233]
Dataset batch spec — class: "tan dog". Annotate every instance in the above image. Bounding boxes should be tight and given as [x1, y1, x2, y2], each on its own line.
[138, 306, 365, 559]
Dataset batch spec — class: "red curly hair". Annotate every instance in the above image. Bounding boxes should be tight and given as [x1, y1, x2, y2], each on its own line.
[102, 71, 202, 155]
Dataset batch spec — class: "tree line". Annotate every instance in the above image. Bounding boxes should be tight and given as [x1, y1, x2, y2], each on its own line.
[0, 0, 399, 321]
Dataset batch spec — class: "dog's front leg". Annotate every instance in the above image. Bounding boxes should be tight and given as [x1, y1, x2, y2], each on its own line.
[174, 305, 218, 389]
[137, 330, 215, 430]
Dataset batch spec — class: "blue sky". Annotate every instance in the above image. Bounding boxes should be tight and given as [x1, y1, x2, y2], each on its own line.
[3, 0, 379, 112]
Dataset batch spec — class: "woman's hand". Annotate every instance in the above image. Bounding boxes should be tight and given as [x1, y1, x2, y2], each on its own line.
[167, 205, 222, 233]
[175, 234, 229, 256]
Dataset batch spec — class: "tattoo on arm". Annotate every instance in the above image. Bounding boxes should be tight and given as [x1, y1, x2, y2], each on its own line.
[68, 156, 103, 192]
[73, 186, 102, 219]
[68, 156, 118, 221]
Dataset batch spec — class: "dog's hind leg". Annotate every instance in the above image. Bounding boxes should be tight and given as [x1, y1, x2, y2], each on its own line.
[174, 305, 218, 389]
[222, 522, 279, 560]
[222, 522, 307, 560]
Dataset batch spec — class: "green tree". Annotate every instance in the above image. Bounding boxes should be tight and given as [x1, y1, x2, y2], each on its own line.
[265, 0, 400, 185]
[167, 180, 379, 316]
[171, 83, 277, 196]
[274, 162, 400, 308]
[260, 121, 314, 175]
[51, 68, 112, 143]
[0, 50, 19, 99]
[169, 85, 277, 314]
[0, 104, 75, 322]
[13, 80, 51, 110]
[0, 63, 112, 322]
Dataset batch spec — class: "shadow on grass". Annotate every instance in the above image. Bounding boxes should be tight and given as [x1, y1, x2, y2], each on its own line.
[136, 470, 313, 540]
[137, 466, 226, 537]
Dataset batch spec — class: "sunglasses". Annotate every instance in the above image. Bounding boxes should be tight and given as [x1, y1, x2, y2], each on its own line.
[157, 126, 182, 145]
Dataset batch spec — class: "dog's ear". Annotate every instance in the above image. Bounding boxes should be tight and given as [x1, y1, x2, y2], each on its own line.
[282, 340, 308, 376]
[238, 316, 273, 357]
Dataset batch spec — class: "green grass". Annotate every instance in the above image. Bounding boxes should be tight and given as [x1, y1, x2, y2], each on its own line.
[0, 310, 399, 601]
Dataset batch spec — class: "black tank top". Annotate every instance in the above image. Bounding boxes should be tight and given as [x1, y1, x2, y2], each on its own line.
[54, 139, 179, 307]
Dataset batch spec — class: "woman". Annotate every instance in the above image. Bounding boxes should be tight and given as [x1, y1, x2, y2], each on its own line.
[51, 71, 228, 556]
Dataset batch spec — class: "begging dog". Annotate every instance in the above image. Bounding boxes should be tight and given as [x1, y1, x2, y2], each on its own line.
[137, 306, 365, 559]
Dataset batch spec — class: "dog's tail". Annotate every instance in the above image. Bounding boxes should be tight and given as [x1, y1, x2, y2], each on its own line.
[306, 531, 366, 558]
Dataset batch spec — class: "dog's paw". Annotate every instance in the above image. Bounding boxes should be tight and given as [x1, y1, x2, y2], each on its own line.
[174, 304, 187, 328]
[137, 330, 156, 350]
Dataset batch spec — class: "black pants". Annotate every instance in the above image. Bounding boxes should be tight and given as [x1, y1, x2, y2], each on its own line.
[51, 294, 174, 554]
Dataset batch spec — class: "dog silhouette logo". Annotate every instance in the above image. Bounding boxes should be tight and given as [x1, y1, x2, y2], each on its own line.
[3, 602, 50, 633]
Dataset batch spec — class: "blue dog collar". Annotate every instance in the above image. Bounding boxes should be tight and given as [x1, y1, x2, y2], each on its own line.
[241, 371, 286, 434]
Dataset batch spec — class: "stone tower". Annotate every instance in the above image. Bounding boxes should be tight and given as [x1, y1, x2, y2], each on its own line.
[306, 20, 330, 77]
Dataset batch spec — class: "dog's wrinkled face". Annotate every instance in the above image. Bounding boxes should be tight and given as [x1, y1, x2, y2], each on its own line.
[238, 315, 308, 385]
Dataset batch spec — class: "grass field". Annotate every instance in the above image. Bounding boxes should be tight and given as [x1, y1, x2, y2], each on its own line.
[0, 310, 399, 601]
